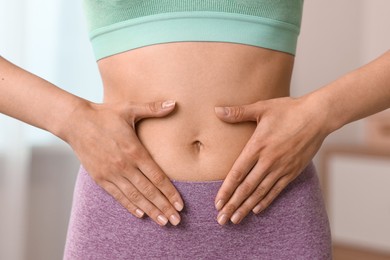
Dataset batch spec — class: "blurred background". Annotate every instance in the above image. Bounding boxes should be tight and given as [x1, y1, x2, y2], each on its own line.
[0, 0, 389, 259]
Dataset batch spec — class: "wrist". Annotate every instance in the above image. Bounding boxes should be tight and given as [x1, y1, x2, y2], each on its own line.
[300, 89, 341, 137]
[52, 97, 94, 144]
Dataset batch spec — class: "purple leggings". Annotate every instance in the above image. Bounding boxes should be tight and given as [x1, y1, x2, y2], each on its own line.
[64, 162, 331, 259]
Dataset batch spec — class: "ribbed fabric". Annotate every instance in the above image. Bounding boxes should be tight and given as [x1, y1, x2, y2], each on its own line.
[64, 162, 331, 259]
[83, 0, 303, 32]
[83, 0, 304, 60]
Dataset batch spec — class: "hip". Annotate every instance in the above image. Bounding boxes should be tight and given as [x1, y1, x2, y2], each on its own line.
[64, 161, 331, 259]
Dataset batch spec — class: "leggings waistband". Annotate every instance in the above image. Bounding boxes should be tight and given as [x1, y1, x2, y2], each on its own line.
[64, 161, 331, 259]
[169, 161, 315, 225]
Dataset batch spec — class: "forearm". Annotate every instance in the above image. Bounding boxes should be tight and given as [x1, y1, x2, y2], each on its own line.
[0, 56, 88, 140]
[307, 50, 390, 134]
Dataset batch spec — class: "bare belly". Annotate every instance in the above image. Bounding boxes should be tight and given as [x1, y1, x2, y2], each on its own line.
[98, 42, 294, 181]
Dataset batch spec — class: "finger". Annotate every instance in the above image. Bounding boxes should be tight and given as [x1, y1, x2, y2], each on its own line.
[214, 139, 261, 212]
[228, 173, 285, 224]
[124, 135, 185, 213]
[252, 175, 291, 215]
[131, 100, 176, 123]
[115, 179, 169, 226]
[123, 169, 182, 226]
[118, 129, 184, 225]
[112, 173, 179, 226]
[101, 181, 145, 219]
[214, 155, 258, 211]
[137, 156, 185, 212]
[216, 160, 271, 225]
[214, 102, 265, 123]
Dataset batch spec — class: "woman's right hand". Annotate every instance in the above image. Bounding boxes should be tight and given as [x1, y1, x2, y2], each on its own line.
[60, 99, 183, 226]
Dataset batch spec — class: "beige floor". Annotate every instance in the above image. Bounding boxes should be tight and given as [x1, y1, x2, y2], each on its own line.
[334, 244, 390, 260]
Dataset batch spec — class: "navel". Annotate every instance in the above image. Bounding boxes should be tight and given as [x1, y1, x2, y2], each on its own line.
[191, 140, 203, 153]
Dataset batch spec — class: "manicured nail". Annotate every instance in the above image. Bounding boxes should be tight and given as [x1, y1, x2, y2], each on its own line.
[169, 214, 180, 226]
[215, 200, 224, 211]
[174, 202, 184, 212]
[215, 107, 229, 116]
[135, 209, 144, 218]
[157, 215, 168, 226]
[217, 214, 228, 225]
[253, 205, 262, 214]
[162, 100, 175, 109]
[230, 212, 241, 224]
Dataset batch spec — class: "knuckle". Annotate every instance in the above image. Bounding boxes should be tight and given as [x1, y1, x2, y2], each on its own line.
[163, 187, 177, 201]
[262, 197, 272, 208]
[143, 184, 156, 199]
[122, 104, 137, 121]
[125, 103, 135, 115]
[148, 102, 160, 113]
[160, 203, 172, 214]
[246, 140, 261, 155]
[237, 182, 253, 197]
[112, 156, 128, 171]
[229, 169, 245, 184]
[112, 190, 124, 202]
[127, 145, 144, 161]
[230, 106, 245, 120]
[253, 202, 264, 214]
[128, 172, 142, 186]
[218, 189, 231, 200]
[93, 173, 106, 183]
[260, 158, 273, 172]
[128, 190, 141, 202]
[253, 185, 267, 199]
[271, 184, 284, 196]
[235, 208, 248, 218]
[149, 169, 166, 186]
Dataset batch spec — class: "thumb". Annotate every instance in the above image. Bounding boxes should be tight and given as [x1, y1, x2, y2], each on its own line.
[132, 100, 176, 123]
[214, 103, 261, 123]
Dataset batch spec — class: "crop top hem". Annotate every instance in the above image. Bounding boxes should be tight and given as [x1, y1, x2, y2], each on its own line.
[89, 11, 300, 61]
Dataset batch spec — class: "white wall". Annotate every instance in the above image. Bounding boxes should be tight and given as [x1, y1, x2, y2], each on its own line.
[292, 0, 390, 150]
[0, 1, 102, 259]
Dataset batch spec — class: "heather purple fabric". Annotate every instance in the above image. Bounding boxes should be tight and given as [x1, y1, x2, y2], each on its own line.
[64, 162, 331, 259]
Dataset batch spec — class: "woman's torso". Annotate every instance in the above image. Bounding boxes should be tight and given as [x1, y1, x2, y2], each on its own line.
[98, 42, 294, 181]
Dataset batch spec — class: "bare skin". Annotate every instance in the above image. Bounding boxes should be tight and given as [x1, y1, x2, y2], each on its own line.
[0, 58, 185, 227]
[0, 41, 294, 227]
[98, 42, 294, 181]
[214, 50, 390, 225]
[1, 42, 389, 227]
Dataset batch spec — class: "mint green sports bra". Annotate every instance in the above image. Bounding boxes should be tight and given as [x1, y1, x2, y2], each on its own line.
[83, 0, 304, 61]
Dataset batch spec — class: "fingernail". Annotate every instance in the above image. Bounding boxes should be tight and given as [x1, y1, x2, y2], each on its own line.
[157, 215, 168, 226]
[253, 205, 262, 214]
[174, 202, 184, 211]
[215, 199, 224, 211]
[169, 214, 180, 226]
[215, 107, 229, 116]
[217, 214, 228, 225]
[162, 100, 175, 109]
[230, 212, 241, 224]
[135, 209, 144, 218]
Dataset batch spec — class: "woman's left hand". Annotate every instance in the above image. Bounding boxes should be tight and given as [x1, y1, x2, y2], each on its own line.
[214, 95, 331, 225]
